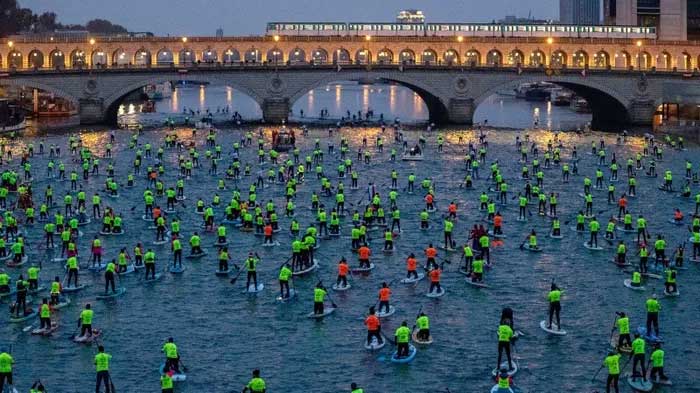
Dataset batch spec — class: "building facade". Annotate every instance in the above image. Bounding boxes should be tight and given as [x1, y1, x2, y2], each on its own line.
[396, 10, 425, 24]
[560, 0, 601, 24]
[606, 0, 689, 40]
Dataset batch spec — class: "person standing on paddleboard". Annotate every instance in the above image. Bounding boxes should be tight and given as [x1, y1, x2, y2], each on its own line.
[365, 308, 383, 346]
[416, 312, 430, 341]
[547, 284, 563, 330]
[631, 333, 647, 382]
[378, 283, 391, 314]
[336, 258, 349, 288]
[645, 294, 661, 337]
[94, 345, 112, 393]
[79, 303, 94, 338]
[0, 349, 14, 393]
[613, 312, 632, 349]
[496, 321, 514, 371]
[313, 283, 327, 315]
[649, 343, 669, 383]
[603, 350, 621, 393]
[278, 263, 292, 299]
[394, 321, 411, 358]
[162, 338, 180, 373]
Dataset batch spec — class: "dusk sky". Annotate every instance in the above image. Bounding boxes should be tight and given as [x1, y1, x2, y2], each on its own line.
[20, 0, 560, 36]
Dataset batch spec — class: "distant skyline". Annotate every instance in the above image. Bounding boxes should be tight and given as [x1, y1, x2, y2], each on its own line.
[19, 0, 560, 36]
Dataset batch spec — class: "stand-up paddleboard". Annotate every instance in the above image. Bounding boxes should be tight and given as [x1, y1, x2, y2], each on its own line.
[186, 251, 207, 259]
[331, 282, 351, 291]
[142, 215, 153, 222]
[31, 321, 59, 336]
[96, 287, 126, 300]
[419, 224, 432, 231]
[169, 265, 185, 274]
[262, 241, 280, 247]
[626, 374, 653, 392]
[78, 217, 92, 226]
[73, 329, 100, 343]
[490, 385, 519, 393]
[610, 259, 632, 267]
[293, 260, 318, 276]
[390, 344, 417, 363]
[242, 283, 264, 294]
[88, 263, 106, 273]
[426, 287, 445, 298]
[400, 273, 425, 284]
[153, 238, 168, 246]
[584, 241, 604, 250]
[117, 264, 136, 275]
[641, 272, 662, 280]
[9, 309, 38, 323]
[487, 231, 507, 239]
[516, 217, 527, 223]
[525, 245, 543, 252]
[6, 255, 28, 267]
[364, 335, 386, 351]
[160, 364, 187, 382]
[144, 273, 163, 282]
[212, 240, 229, 247]
[276, 288, 297, 302]
[569, 226, 586, 234]
[616, 226, 636, 233]
[351, 263, 375, 273]
[465, 278, 489, 288]
[491, 360, 518, 377]
[382, 247, 395, 254]
[540, 320, 567, 335]
[549, 233, 563, 239]
[663, 287, 680, 297]
[610, 337, 632, 354]
[637, 327, 663, 343]
[376, 305, 396, 318]
[62, 284, 87, 293]
[215, 269, 231, 276]
[412, 330, 434, 345]
[52, 298, 72, 310]
[623, 279, 645, 291]
[651, 377, 673, 386]
[667, 218, 683, 226]
[307, 306, 335, 319]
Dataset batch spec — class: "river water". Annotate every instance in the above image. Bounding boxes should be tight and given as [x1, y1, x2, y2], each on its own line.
[1, 85, 697, 393]
[114, 81, 591, 131]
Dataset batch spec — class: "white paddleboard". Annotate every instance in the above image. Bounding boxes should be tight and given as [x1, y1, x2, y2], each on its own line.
[539, 320, 567, 335]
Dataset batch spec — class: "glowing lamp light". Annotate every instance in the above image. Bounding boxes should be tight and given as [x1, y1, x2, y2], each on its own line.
[273, 35, 280, 42]
[182, 37, 188, 43]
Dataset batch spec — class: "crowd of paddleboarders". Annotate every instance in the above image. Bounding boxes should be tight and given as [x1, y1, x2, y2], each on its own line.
[0, 122, 693, 392]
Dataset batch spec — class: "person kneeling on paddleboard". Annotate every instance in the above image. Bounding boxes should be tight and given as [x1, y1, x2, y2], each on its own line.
[416, 313, 430, 341]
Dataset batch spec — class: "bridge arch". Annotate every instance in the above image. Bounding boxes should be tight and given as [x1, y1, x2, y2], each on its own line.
[593, 50, 609, 68]
[157, 48, 174, 65]
[658, 51, 672, 70]
[355, 48, 371, 64]
[681, 52, 692, 70]
[28, 50, 44, 68]
[0, 78, 79, 108]
[421, 48, 437, 65]
[465, 49, 481, 66]
[92, 49, 107, 67]
[551, 50, 567, 67]
[289, 48, 306, 64]
[70, 49, 87, 68]
[244, 48, 262, 63]
[615, 51, 631, 68]
[113, 49, 129, 66]
[529, 50, 545, 67]
[572, 50, 588, 68]
[103, 74, 264, 124]
[474, 76, 631, 129]
[50, 49, 65, 68]
[287, 71, 449, 124]
[202, 48, 218, 63]
[8, 50, 22, 68]
[443, 49, 459, 65]
[178, 48, 194, 65]
[508, 49, 524, 66]
[266, 47, 283, 63]
[377, 48, 393, 64]
[332, 48, 351, 64]
[399, 49, 415, 64]
[310, 48, 327, 64]
[486, 49, 502, 66]
[134, 48, 152, 66]
[223, 48, 240, 63]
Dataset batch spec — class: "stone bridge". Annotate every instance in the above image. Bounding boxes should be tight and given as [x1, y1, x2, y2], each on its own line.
[2, 64, 698, 129]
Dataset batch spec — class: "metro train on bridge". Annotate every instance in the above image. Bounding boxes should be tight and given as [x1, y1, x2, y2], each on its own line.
[266, 22, 657, 40]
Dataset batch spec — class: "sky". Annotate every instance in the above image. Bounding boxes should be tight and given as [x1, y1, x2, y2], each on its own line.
[19, 0, 560, 36]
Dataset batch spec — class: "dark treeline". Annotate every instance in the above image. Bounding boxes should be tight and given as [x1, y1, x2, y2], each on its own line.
[0, 0, 128, 37]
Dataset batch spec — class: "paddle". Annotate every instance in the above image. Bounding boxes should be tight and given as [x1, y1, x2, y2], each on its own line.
[590, 364, 605, 382]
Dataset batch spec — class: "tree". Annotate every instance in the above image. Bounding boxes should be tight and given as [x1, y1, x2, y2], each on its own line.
[86, 19, 127, 34]
[36, 12, 59, 32]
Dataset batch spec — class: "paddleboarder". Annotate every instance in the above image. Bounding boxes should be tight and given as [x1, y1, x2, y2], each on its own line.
[603, 350, 622, 393]
[364, 307, 383, 346]
[394, 321, 411, 358]
[547, 283, 563, 330]
[94, 345, 112, 393]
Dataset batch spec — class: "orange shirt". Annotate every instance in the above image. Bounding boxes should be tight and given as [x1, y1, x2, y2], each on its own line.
[152, 208, 161, 219]
[365, 315, 380, 330]
[448, 204, 457, 213]
[494, 216, 503, 227]
[406, 257, 417, 271]
[425, 248, 437, 258]
[358, 246, 371, 259]
[338, 263, 349, 276]
[430, 268, 441, 282]
[379, 287, 391, 301]
[674, 211, 683, 220]
[425, 194, 434, 203]
[618, 198, 627, 207]
[264, 225, 273, 235]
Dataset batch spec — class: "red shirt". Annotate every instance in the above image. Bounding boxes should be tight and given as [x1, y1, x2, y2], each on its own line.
[365, 315, 380, 330]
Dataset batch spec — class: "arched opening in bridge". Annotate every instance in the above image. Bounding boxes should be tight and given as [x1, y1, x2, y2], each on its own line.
[71, 49, 86, 68]
[50, 50, 65, 69]
[508, 49, 524, 66]
[92, 50, 107, 67]
[157, 49, 174, 66]
[399, 49, 415, 64]
[202, 49, 217, 64]
[290, 79, 450, 125]
[311, 48, 327, 64]
[551, 50, 566, 68]
[615, 51, 631, 69]
[28, 50, 44, 68]
[332, 48, 351, 65]
[593, 51, 610, 68]
[421, 49, 437, 65]
[266, 48, 283, 64]
[113, 49, 129, 66]
[658, 52, 672, 70]
[474, 80, 630, 131]
[355, 49, 371, 65]
[443, 49, 459, 65]
[377, 48, 393, 64]
[8, 50, 22, 68]
[465, 49, 481, 66]
[529, 50, 545, 67]
[681, 52, 692, 71]
[105, 80, 262, 126]
[223, 49, 240, 64]
[289, 48, 306, 65]
[486, 50, 502, 67]
[134, 49, 152, 66]
[244, 48, 262, 63]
